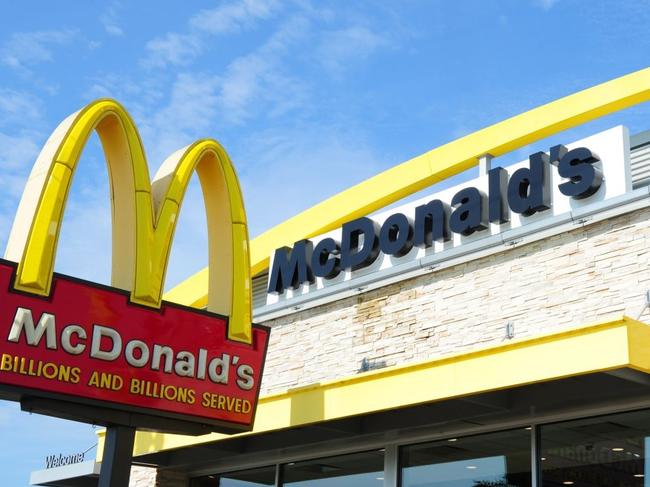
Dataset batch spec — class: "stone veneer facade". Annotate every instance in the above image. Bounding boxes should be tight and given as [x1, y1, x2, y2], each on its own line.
[259, 204, 650, 395]
[131, 204, 650, 486]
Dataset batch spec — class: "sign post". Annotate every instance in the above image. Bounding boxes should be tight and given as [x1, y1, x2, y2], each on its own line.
[99, 426, 136, 487]
[0, 99, 269, 486]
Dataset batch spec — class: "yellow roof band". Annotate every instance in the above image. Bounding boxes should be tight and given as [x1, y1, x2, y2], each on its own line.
[164, 67, 650, 308]
[96, 316, 650, 458]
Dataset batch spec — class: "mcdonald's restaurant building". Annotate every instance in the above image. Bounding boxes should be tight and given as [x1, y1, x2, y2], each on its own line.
[32, 74, 650, 487]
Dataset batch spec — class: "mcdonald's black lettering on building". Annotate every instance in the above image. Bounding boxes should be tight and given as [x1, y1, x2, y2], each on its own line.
[267, 127, 625, 306]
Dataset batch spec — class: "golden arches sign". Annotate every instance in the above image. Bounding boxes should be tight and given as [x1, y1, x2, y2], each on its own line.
[4, 99, 252, 344]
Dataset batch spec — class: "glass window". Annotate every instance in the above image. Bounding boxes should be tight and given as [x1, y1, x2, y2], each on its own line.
[401, 428, 532, 487]
[192, 465, 276, 487]
[283, 450, 384, 487]
[541, 409, 650, 486]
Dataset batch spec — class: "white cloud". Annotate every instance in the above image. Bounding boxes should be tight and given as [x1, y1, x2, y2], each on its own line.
[140, 8, 390, 124]
[130, 72, 221, 167]
[190, 0, 278, 34]
[83, 73, 164, 112]
[218, 54, 271, 123]
[142, 33, 203, 68]
[0, 89, 43, 126]
[212, 17, 387, 122]
[101, 1, 124, 37]
[164, 73, 221, 130]
[142, 0, 280, 69]
[216, 15, 310, 123]
[105, 24, 124, 37]
[0, 133, 41, 173]
[236, 124, 388, 237]
[0, 30, 77, 70]
[534, 0, 560, 10]
[318, 26, 387, 78]
[141, 14, 311, 142]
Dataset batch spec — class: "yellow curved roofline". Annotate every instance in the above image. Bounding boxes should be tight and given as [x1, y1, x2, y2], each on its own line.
[165, 67, 650, 308]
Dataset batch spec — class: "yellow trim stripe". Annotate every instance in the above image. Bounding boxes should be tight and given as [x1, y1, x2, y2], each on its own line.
[165, 67, 650, 308]
[115, 316, 650, 457]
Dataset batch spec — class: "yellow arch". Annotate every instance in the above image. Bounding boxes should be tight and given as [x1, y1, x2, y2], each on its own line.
[166, 67, 650, 308]
[4, 99, 252, 343]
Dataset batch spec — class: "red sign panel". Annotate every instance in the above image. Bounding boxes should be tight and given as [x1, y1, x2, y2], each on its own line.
[0, 260, 269, 432]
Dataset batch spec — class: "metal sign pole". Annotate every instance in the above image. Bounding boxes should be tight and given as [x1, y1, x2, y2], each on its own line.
[98, 425, 135, 487]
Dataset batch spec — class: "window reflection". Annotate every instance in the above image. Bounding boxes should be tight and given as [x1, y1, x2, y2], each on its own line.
[192, 465, 276, 487]
[401, 429, 532, 487]
[283, 450, 384, 487]
[541, 410, 650, 486]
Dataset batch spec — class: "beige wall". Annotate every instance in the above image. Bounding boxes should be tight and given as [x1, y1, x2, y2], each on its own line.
[129, 466, 158, 487]
[129, 466, 187, 487]
[259, 205, 650, 395]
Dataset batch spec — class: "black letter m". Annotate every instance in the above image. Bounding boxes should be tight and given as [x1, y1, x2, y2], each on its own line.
[267, 240, 315, 294]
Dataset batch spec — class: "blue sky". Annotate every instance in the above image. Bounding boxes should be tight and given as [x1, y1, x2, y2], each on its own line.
[1, 0, 650, 485]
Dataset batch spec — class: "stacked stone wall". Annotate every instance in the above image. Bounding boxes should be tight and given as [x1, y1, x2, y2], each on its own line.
[260, 206, 650, 394]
